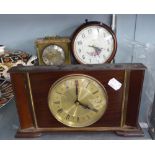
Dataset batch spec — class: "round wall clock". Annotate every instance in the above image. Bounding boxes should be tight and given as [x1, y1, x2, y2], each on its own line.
[71, 21, 117, 64]
[48, 74, 108, 127]
[42, 44, 65, 65]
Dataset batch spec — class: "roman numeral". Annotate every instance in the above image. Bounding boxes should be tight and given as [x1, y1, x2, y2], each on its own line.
[53, 101, 60, 104]
[85, 82, 90, 88]
[66, 114, 70, 120]
[92, 90, 99, 95]
[57, 108, 63, 113]
[77, 117, 80, 122]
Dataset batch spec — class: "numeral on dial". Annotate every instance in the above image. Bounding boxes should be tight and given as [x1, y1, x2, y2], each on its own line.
[57, 108, 63, 113]
[92, 90, 98, 95]
[78, 49, 81, 53]
[54, 101, 60, 104]
[77, 41, 82, 45]
[82, 55, 85, 59]
[88, 29, 92, 34]
[77, 117, 80, 122]
[66, 114, 70, 120]
[82, 34, 85, 38]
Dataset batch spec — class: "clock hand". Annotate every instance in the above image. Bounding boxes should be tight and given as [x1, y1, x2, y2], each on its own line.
[88, 45, 102, 61]
[75, 80, 79, 101]
[88, 45, 103, 51]
[78, 101, 98, 113]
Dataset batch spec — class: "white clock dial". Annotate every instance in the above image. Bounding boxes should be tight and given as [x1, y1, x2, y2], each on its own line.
[73, 24, 116, 64]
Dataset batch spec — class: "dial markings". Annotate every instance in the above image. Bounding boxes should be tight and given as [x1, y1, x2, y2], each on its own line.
[57, 108, 63, 113]
[53, 101, 60, 104]
[77, 41, 82, 45]
[78, 49, 81, 53]
[66, 114, 70, 120]
[56, 91, 64, 95]
[85, 81, 91, 88]
[92, 90, 99, 95]
[77, 117, 80, 122]
[82, 33, 86, 38]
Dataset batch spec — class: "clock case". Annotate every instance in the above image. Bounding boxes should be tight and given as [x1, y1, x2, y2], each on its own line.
[9, 63, 146, 138]
[35, 36, 71, 65]
[71, 21, 117, 64]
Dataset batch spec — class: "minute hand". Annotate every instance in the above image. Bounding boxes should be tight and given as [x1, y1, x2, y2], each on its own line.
[88, 45, 103, 51]
[75, 80, 79, 101]
[78, 101, 98, 112]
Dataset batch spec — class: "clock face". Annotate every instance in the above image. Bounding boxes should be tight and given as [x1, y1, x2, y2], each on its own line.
[48, 74, 108, 127]
[42, 45, 65, 65]
[72, 22, 117, 64]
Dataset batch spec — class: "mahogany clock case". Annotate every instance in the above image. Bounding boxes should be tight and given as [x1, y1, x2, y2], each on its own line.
[9, 63, 146, 138]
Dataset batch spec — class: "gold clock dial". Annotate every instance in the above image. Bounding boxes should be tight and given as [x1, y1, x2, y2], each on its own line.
[42, 45, 65, 65]
[48, 74, 108, 127]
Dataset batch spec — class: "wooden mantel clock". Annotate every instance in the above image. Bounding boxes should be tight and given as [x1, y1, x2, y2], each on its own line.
[9, 63, 146, 138]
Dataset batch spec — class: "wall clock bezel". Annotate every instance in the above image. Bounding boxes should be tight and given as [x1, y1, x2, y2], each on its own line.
[71, 21, 117, 64]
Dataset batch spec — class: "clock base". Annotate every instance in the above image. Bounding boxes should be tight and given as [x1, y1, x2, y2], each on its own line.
[15, 126, 144, 138]
[15, 128, 42, 138]
[115, 126, 144, 137]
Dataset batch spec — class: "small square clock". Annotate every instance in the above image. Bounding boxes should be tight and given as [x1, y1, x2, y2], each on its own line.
[35, 36, 71, 65]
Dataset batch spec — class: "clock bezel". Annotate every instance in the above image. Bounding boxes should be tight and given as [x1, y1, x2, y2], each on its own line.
[48, 74, 108, 128]
[71, 21, 117, 64]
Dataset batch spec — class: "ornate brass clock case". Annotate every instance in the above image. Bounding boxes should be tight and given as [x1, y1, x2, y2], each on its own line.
[35, 36, 71, 65]
[48, 74, 108, 127]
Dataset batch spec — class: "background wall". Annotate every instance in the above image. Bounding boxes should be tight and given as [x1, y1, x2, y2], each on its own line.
[0, 14, 111, 54]
[0, 14, 155, 124]
[116, 14, 155, 123]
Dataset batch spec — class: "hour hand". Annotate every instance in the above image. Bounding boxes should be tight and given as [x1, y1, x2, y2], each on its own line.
[78, 101, 98, 112]
[88, 45, 103, 51]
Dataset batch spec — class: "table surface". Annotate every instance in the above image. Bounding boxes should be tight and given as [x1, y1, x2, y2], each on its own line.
[0, 99, 152, 140]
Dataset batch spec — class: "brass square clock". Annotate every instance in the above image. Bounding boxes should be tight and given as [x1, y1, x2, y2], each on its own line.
[35, 36, 71, 65]
[9, 63, 146, 138]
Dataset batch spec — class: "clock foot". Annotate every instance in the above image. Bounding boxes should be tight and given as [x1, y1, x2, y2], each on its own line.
[115, 128, 144, 137]
[15, 129, 42, 138]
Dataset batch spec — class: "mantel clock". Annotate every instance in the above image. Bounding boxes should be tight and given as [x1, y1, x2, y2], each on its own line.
[36, 36, 71, 65]
[9, 63, 146, 138]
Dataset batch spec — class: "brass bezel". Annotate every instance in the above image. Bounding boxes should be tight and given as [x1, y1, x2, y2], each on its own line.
[48, 74, 108, 128]
[35, 36, 71, 65]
